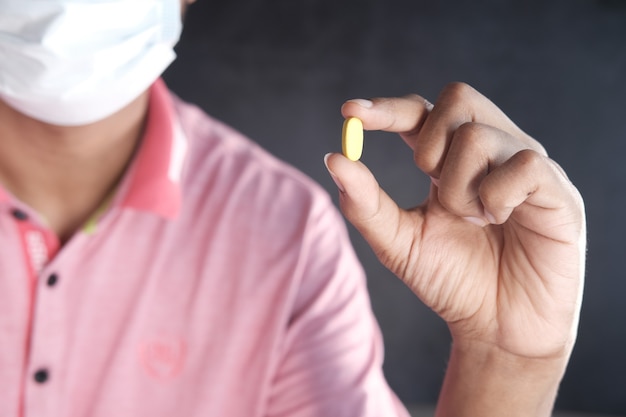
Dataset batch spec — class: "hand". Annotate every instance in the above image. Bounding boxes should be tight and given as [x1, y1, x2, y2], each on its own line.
[324, 82, 586, 361]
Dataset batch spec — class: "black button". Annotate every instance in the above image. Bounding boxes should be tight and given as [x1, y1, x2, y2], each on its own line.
[11, 209, 28, 221]
[33, 369, 49, 384]
[46, 274, 59, 287]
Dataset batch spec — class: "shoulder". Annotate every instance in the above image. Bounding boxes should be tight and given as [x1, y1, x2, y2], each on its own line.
[169, 93, 366, 312]
[171, 93, 340, 242]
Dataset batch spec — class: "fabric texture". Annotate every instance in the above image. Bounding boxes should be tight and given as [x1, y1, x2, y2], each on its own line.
[0, 80, 410, 417]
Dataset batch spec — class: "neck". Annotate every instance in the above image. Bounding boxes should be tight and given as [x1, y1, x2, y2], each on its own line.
[0, 92, 150, 242]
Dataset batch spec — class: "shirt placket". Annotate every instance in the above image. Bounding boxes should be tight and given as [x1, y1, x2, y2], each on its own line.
[11, 207, 64, 417]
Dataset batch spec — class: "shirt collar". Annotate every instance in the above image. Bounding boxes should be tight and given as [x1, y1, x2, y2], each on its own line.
[117, 78, 188, 219]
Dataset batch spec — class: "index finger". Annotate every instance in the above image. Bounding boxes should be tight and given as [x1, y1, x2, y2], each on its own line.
[341, 84, 546, 178]
[341, 94, 432, 150]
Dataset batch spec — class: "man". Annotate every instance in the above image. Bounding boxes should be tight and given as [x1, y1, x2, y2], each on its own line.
[0, 0, 585, 416]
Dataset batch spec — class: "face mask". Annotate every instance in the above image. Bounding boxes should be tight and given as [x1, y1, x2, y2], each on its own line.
[0, 0, 182, 126]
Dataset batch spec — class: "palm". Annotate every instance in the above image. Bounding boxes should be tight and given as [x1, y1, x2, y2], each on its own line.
[389, 186, 584, 358]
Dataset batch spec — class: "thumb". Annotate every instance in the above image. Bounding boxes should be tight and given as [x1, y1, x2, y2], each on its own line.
[324, 152, 421, 266]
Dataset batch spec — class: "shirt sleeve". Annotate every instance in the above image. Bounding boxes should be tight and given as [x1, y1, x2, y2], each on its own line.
[265, 195, 412, 417]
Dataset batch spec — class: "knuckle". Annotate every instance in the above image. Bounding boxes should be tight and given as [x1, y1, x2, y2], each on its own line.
[513, 148, 545, 170]
[439, 82, 477, 105]
[454, 122, 486, 147]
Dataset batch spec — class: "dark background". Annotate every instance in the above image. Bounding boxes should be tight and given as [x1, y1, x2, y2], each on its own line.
[163, 0, 626, 414]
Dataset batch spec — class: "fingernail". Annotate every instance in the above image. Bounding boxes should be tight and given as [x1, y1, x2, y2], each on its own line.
[324, 153, 345, 193]
[463, 216, 488, 227]
[346, 98, 373, 108]
[484, 209, 497, 224]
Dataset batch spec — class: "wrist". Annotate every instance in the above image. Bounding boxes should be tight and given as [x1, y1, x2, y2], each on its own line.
[435, 341, 571, 417]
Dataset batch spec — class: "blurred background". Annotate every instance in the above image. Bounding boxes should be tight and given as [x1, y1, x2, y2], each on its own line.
[163, 0, 626, 414]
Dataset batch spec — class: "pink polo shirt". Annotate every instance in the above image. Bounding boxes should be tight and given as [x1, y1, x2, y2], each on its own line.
[0, 79, 410, 417]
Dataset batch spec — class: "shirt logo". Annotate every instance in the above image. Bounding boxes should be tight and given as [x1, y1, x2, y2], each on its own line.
[138, 337, 185, 380]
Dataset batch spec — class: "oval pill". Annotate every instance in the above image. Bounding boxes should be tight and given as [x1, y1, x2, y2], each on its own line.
[342, 117, 363, 161]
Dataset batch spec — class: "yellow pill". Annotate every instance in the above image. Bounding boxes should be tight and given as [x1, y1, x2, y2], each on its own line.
[342, 117, 363, 161]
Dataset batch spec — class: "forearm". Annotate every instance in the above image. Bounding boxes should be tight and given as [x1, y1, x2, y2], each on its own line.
[435, 341, 570, 417]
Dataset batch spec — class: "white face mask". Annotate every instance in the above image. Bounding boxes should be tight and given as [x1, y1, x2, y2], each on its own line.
[0, 0, 182, 126]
